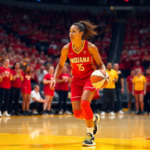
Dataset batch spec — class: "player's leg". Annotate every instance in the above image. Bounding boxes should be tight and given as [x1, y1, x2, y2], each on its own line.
[81, 90, 96, 146]
[139, 93, 144, 114]
[135, 94, 139, 114]
[71, 82, 85, 119]
[72, 100, 85, 119]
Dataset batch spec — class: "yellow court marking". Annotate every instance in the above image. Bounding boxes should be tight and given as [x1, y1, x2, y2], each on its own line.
[0, 133, 150, 150]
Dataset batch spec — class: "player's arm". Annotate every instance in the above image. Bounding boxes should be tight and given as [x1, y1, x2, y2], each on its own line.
[88, 43, 106, 72]
[54, 44, 69, 80]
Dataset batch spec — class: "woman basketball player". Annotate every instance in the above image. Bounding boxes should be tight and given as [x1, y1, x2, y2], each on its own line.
[50, 21, 106, 146]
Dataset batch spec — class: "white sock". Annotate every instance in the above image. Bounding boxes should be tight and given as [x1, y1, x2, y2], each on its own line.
[87, 127, 93, 136]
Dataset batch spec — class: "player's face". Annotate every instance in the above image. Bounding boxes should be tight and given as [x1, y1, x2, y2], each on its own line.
[69, 25, 83, 42]
[49, 67, 54, 74]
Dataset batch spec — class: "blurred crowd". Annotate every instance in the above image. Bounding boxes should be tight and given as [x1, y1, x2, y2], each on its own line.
[0, 4, 115, 117]
[120, 10, 150, 75]
[0, 4, 115, 67]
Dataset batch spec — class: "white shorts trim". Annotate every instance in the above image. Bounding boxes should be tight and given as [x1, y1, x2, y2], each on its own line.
[84, 87, 95, 89]
[71, 96, 81, 99]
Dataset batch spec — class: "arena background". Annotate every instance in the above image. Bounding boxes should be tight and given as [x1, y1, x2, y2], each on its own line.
[0, 0, 150, 112]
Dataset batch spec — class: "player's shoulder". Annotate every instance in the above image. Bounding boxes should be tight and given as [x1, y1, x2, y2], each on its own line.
[88, 41, 97, 49]
[87, 41, 98, 54]
[62, 43, 70, 50]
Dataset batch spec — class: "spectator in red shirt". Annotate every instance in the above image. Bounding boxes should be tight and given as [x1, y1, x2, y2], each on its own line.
[9, 62, 23, 116]
[142, 51, 150, 69]
[0, 59, 12, 117]
[57, 65, 72, 115]
[144, 69, 150, 114]
[126, 69, 135, 114]
[43, 66, 55, 115]
[21, 64, 32, 116]
[132, 61, 144, 73]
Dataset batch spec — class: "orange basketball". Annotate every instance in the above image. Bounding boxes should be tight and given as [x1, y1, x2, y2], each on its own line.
[90, 69, 110, 89]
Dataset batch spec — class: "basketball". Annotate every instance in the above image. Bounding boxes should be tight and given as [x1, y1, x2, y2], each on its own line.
[90, 69, 110, 89]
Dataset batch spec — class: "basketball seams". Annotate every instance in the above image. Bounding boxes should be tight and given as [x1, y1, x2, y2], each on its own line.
[100, 80, 109, 89]
[92, 79, 105, 87]
[98, 79, 106, 89]
[91, 70, 109, 89]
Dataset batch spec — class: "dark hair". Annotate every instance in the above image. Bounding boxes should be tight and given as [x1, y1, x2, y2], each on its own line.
[11, 62, 20, 70]
[23, 64, 31, 75]
[73, 20, 98, 40]
[34, 84, 39, 89]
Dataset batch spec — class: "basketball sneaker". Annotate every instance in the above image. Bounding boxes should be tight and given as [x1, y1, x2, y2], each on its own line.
[0, 111, 2, 117]
[48, 111, 54, 115]
[135, 111, 140, 115]
[42, 111, 48, 115]
[109, 112, 115, 116]
[82, 133, 95, 147]
[64, 111, 72, 115]
[93, 114, 100, 135]
[118, 110, 124, 115]
[32, 110, 39, 115]
[58, 110, 63, 115]
[101, 111, 105, 116]
[3, 111, 10, 117]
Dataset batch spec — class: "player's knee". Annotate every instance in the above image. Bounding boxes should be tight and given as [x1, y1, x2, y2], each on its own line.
[81, 100, 90, 110]
[73, 110, 83, 119]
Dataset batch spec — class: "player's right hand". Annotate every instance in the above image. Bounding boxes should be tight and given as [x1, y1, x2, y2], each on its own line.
[50, 79, 56, 89]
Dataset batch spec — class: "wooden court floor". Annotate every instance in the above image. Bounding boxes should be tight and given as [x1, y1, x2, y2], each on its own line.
[0, 114, 150, 150]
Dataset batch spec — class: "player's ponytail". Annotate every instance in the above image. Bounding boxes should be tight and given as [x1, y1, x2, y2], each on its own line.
[73, 21, 98, 40]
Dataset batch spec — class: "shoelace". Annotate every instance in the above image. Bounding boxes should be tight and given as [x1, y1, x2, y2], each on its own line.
[84, 135, 93, 142]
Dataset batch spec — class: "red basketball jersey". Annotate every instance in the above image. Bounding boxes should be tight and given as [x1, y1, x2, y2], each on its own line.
[68, 40, 97, 79]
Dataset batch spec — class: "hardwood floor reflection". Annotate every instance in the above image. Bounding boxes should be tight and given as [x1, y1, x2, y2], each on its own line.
[0, 114, 150, 150]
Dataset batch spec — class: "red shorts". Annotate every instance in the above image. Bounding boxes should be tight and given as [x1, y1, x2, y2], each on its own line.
[134, 90, 144, 94]
[21, 86, 31, 94]
[71, 76, 100, 102]
[44, 89, 54, 96]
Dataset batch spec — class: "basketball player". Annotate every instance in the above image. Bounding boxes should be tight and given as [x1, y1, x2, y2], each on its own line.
[50, 21, 106, 146]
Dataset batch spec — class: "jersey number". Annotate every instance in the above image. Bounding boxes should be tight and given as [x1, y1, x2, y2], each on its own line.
[77, 64, 85, 71]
